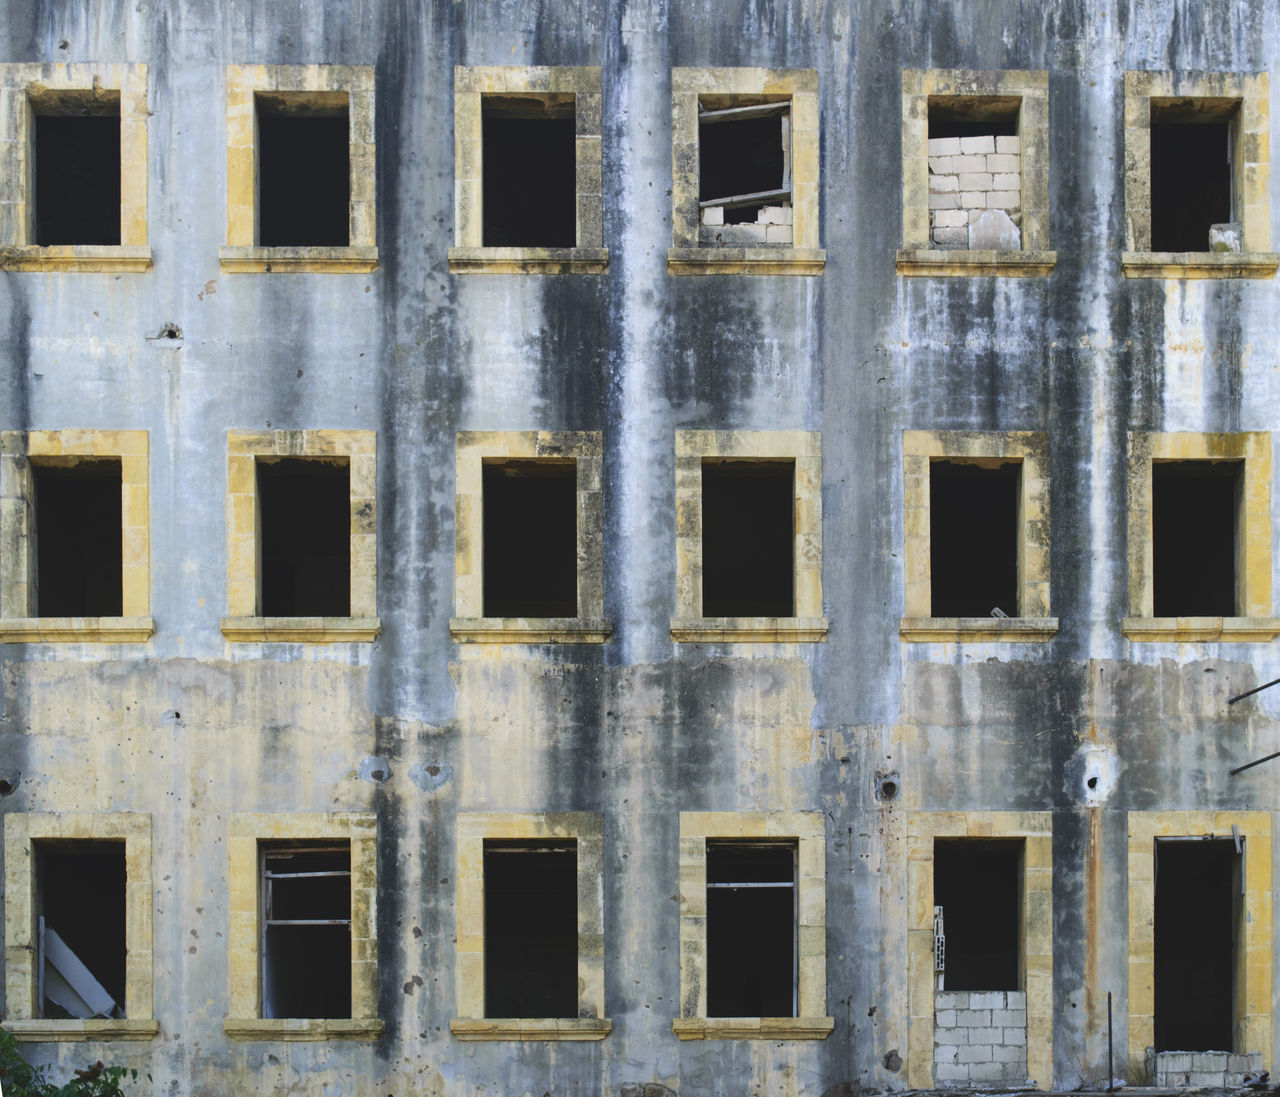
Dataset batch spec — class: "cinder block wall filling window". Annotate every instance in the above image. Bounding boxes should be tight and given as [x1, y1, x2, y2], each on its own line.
[927, 97, 1021, 250]
[482, 460, 577, 618]
[701, 460, 794, 617]
[34, 93, 121, 245]
[1150, 101, 1237, 252]
[929, 459, 1019, 618]
[1152, 460, 1240, 617]
[481, 95, 576, 247]
[34, 460, 123, 617]
[933, 839, 1023, 991]
[256, 93, 350, 247]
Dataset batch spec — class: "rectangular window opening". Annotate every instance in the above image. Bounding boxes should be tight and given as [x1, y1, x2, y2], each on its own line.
[706, 840, 797, 1018]
[929, 459, 1020, 618]
[482, 459, 577, 618]
[1150, 99, 1238, 253]
[698, 97, 791, 227]
[481, 95, 577, 248]
[37, 841, 127, 1019]
[261, 843, 352, 1020]
[1154, 838, 1240, 1052]
[483, 840, 578, 1019]
[933, 838, 1023, 992]
[32, 90, 121, 246]
[256, 92, 350, 247]
[33, 459, 123, 618]
[257, 458, 351, 617]
[701, 459, 794, 618]
[1152, 459, 1241, 618]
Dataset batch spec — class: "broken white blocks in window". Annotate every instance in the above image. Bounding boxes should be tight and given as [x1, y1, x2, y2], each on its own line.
[700, 203, 794, 244]
[928, 135, 1021, 250]
[934, 990, 1029, 1084]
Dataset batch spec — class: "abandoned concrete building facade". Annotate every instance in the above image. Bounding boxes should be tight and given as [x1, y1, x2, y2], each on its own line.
[0, 0, 1279, 1094]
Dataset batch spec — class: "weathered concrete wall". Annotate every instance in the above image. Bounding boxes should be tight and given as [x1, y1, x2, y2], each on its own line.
[1, 0, 1279, 1094]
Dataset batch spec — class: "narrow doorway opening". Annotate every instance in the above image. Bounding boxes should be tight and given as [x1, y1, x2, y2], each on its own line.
[933, 838, 1023, 990]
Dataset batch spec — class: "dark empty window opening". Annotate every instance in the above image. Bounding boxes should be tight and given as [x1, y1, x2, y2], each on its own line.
[482, 460, 577, 618]
[1150, 100, 1237, 252]
[262, 844, 351, 1019]
[1152, 460, 1240, 618]
[701, 460, 794, 618]
[933, 839, 1022, 992]
[256, 93, 350, 247]
[706, 840, 796, 1018]
[257, 458, 351, 617]
[33, 92, 121, 246]
[34, 460, 122, 618]
[482, 96, 576, 248]
[928, 96, 1019, 139]
[929, 459, 1020, 618]
[37, 841, 127, 1018]
[484, 840, 578, 1018]
[699, 99, 790, 224]
[1154, 838, 1239, 1052]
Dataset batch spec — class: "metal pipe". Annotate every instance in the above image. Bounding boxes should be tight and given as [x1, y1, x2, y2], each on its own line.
[1228, 677, 1280, 704]
[1107, 991, 1114, 1092]
[1230, 748, 1280, 776]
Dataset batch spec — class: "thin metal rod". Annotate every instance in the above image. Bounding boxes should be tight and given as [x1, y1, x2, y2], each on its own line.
[1228, 677, 1280, 704]
[1107, 991, 1114, 1092]
[1230, 748, 1280, 776]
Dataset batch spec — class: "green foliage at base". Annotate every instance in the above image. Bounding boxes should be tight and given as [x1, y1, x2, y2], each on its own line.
[0, 1028, 140, 1097]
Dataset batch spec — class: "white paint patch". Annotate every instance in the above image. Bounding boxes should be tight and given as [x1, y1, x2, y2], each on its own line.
[1079, 741, 1120, 804]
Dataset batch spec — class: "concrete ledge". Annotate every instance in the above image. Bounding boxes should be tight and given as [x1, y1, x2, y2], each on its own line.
[0, 617, 156, 643]
[224, 1018, 384, 1041]
[672, 1017, 834, 1040]
[218, 246, 380, 273]
[670, 617, 829, 642]
[896, 249, 1057, 277]
[449, 618, 612, 644]
[667, 247, 826, 275]
[447, 247, 609, 274]
[0, 246, 154, 272]
[1122, 252, 1279, 279]
[4, 1019, 160, 1042]
[450, 1018, 612, 1041]
[1122, 617, 1280, 642]
[899, 617, 1059, 642]
[220, 617, 382, 642]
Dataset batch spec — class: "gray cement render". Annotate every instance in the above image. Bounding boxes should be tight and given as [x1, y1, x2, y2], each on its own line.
[1, 0, 1279, 1094]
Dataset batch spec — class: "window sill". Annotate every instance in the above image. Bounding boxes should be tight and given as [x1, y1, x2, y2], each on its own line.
[895, 249, 1057, 277]
[1121, 252, 1279, 279]
[450, 1018, 612, 1042]
[670, 618, 829, 643]
[667, 247, 826, 275]
[1122, 617, 1280, 642]
[218, 247, 380, 273]
[220, 617, 382, 643]
[3, 1019, 160, 1042]
[449, 618, 612, 644]
[0, 617, 155, 643]
[672, 1017, 834, 1041]
[447, 247, 609, 274]
[899, 617, 1059, 642]
[0, 246, 153, 273]
[224, 1018, 384, 1041]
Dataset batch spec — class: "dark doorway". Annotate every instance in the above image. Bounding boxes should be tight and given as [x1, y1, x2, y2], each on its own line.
[701, 460, 794, 618]
[34, 461, 123, 617]
[484, 841, 578, 1018]
[1152, 460, 1240, 618]
[1154, 839, 1238, 1052]
[35, 104, 121, 246]
[934, 839, 1023, 991]
[699, 105, 786, 223]
[257, 95, 350, 247]
[482, 460, 577, 618]
[706, 840, 796, 1017]
[482, 97, 576, 247]
[929, 460, 1020, 618]
[257, 459, 351, 617]
[1150, 114, 1233, 253]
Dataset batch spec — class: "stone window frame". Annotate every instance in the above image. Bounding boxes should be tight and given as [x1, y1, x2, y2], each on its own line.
[673, 811, 832, 1041]
[224, 812, 381, 1041]
[0, 429, 153, 643]
[450, 811, 610, 1042]
[900, 430, 1056, 642]
[0, 63, 150, 272]
[221, 430, 379, 643]
[1123, 431, 1278, 641]
[906, 812, 1053, 1089]
[1127, 811, 1272, 1076]
[3, 812, 158, 1042]
[668, 67, 823, 276]
[672, 430, 827, 642]
[1122, 71, 1276, 279]
[897, 69, 1055, 278]
[219, 64, 378, 274]
[448, 66, 607, 275]
[450, 430, 609, 644]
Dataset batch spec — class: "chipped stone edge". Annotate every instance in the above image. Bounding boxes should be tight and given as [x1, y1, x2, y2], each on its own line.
[4, 1020, 161, 1042]
[667, 247, 826, 275]
[218, 246, 379, 273]
[1121, 617, 1280, 642]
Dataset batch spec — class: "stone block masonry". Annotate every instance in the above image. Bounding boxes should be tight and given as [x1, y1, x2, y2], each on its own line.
[927, 134, 1020, 249]
[1146, 1049, 1263, 1087]
[935, 990, 1028, 1084]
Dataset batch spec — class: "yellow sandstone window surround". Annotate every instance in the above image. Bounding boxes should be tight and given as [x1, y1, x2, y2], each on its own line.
[0, 63, 150, 272]
[3, 812, 158, 1041]
[219, 65, 378, 273]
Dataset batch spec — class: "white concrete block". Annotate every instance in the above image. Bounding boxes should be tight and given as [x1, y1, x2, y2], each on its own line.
[992, 173, 1021, 190]
[1005, 992, 1027, 1008]
[928, 136, 962, 155]
[764, 223, 793, 243]
[701, 206, 724, 226]
[717, 223, 767, 243]
[929, 174, 959, 193]
[960, 191, 988, 209]
[989, 190, 1021, 208]
[968, 1028, 1004, 1044]
[758, 204, 792, 224]
[935, 1008, 959, 1027]
[997, 135, 1021, 154]
[958, 1045, 994, 1064]
[966, 992, 1007, 1010]
[931, 226, 969, 247]
[928, 155, 955, 175]
[953, 153, 988, 172]
[935, 1044, 963, 1062]
[957, 171, 993, 190]
[959, 135, 995, 155]
[955, 1009, 991, 1026]
[929, 192, 961, 209]
[986, 153, 1020, 173]
[993, 1045, 1027, 1064]
[1210, 222, 1243, 252]
[935, 990, 970, 1009]
[933, 209, 968, 228]
[969, 209, 1021, 250]
[992, 1009, 1026, 1027]
[934, 1062, 969, 1082]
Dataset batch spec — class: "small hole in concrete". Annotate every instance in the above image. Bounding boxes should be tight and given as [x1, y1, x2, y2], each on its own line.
[1087, 776, 1098, 789]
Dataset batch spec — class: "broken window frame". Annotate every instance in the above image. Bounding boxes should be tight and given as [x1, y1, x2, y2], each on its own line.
[697, 99, 792, 218]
